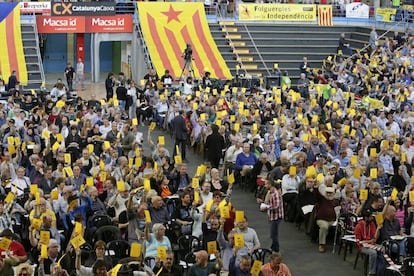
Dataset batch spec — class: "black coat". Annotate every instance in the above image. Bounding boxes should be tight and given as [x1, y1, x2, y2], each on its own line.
[172, 115, 187, 140]
[205, 131, 225, 163]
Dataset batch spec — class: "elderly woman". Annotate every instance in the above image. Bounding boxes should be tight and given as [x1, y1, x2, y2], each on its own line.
[210, 168, 229, 194]
[15, 263, 33, 276]
[144, 222, 171, 258]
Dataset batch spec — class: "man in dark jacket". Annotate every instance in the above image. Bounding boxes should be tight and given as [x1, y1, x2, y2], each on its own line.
[172, 110, 188, 162]
[205, 124, 225, 169]
[251, 153, 273, 192]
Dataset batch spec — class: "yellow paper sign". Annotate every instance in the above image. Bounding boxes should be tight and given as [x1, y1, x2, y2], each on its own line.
[207, 241, 217, 254]
[174, 155, 182, 165]
[51, 190, 59, 200]
[149, 122, 156, 131]
[370, 168, 378, 178]
[191, 178, 199, 189]
[194, 191, 200, 204]
[394, 144, 400, 153]
[117, 181, 125, 192]
[157, 246, 167, 260]
[350, 155, 358, 165]
[130, 243, 142, 258]
[158, 136, 165, 145]
[86, 177, 94, 187]
[41, 244, 48, 259]
[205, 199, 214, 212]
[234, 234, 245, 248]
[228, 173, 235, 184]
[235, 211, 245, 223]
[30, 184, 38, 195]
[359, 189, 368, 201]
[402, 152, 407, 163]
[370, 148, 377, 157]
[143, 179, 151, 191]
[4, 192, 14, 204]
[353, 168, 361, 179]
[135, 157, 142, 167]
[375, 213, 384, 225]
[144, 210, 151, 223]
[409, 191, 414, 203]
[251, 260, 263, 276]
[75, 222, 83, 235]
[40, 230, 50, 245]
[305, 166, 316, 177]
[65, 167, 73, 177]
[56, 133, 63, 142]
[289, 166, 296, 176]
[0, 238, 11, 251]
[391, 188, 398, 201]
[32, 218, 42, 230]
[87, 144, 94, 153]
[64, 153, 71, 164]
[52, 142, 60, 151]
[100, 171, 107, 181]
[104, 141, 111, 150]
[220, 205, 230, 219]
[132, 118, 138, 126]
[70, 234, 86, 249]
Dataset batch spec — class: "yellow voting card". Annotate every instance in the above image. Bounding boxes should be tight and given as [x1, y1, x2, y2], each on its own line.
[130, 243, 142, 258]
[359, 189, 368, 200]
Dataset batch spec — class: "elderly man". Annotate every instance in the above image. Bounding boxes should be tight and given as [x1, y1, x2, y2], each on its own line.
[188, 250, 221, 276]
[65, 165, 87, 192]
[252, 153, 273, 193]
[234, 216, 260, 255]
[261, 253, 291, 276]
[235, 143, 258, 190]
[153, 250, 183, 275]
[149, 196, 170, 225]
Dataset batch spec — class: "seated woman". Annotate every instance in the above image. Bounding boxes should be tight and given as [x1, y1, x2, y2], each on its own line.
[75, 240, 112, 275]
[144, 222, 171, 259]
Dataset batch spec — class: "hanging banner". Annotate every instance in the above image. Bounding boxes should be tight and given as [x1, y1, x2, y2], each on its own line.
[375, 8, 396, 22]
[238, 4, 316, 21]
[51, 2, 115, 16]
[36, 15, 132, 33]
[318, 5, 333, 26]
[346, 3, 370, 18]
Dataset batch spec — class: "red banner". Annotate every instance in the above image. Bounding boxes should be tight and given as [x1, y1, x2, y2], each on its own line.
[36, 16, 85, 33]
[36, 15, 132, 33]
[85, 15, 132, 33]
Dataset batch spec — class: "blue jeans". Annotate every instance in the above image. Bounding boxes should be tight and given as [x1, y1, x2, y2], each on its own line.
[270, 219, 281, 252]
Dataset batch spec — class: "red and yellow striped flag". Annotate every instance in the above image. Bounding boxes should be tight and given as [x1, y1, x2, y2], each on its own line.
[138, 3, 232, 80]
[318, 5, 333, 26]
[0, 3, 27, 84]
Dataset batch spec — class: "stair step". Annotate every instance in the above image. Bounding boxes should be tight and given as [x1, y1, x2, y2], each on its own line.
[237, 56, 254, 62]
[222, 28, 238, 32]
[241, 64, 258, 70]
[233, 49, 249, 54]
[225, 34, 241, 39]
[219, 21, 235, 25]
[229, 41, 246, 47]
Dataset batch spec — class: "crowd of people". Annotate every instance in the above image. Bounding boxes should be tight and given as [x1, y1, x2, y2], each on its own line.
[1, 26, 414, 276]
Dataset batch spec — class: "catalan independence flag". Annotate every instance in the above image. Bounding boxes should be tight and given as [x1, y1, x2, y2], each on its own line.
[0, 3, 27, 84]
[318, 5, 333, 26]
[138, 3, 232, 80]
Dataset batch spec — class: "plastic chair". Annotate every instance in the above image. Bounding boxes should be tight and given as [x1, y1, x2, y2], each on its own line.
[106, 240, 131, 265]
[89, 214, 113, 228]
[92, 225, 121, 244]
[251, 248, 272, 264]
[336, 213, 358, 259]
[176, 235, 202, 262]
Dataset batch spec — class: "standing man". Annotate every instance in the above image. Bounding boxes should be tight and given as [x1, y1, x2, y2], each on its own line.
[205, 124, 225, 169]
[262, 180, 284, 254]
[369, 27, 378, 49]
[75, 58, 85, 91]
[299, 56, 310, 76]
[64, 62, 75, 92]
[172, 110, 188, 163]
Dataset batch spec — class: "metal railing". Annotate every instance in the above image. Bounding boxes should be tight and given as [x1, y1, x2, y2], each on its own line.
[242, 23, 271, 77]
[216, 7, 248, 77]
[135, 21, 153, 71]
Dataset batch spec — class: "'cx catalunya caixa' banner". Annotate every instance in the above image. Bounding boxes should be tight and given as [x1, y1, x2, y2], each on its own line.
[36, 14, 133, 33]
[239, 4, 316, 21]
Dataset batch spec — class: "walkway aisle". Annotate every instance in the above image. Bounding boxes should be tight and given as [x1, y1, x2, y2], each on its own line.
[145, 127, 361, 276]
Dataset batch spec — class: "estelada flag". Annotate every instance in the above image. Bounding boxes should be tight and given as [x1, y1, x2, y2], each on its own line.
[0, 3, 27, 84]
[138, 2, 232, 80]
[318, 5, 333, 26]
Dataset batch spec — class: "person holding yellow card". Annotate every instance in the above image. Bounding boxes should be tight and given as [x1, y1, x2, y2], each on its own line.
[144, 222, 171, 259]
[152, 249, 183, 275]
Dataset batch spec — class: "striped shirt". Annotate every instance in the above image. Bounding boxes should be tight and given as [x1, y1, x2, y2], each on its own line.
[268, 188, 284, 221]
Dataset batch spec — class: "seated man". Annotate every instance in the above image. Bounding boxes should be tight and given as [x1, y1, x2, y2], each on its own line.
[233, 216, 260, 255]
[188, 250, 222, 276]
[261, 252, 291, 276]
[235, 143, 258, 189]
[251, 153, 273, 193]
[153, 249, 183, 275]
